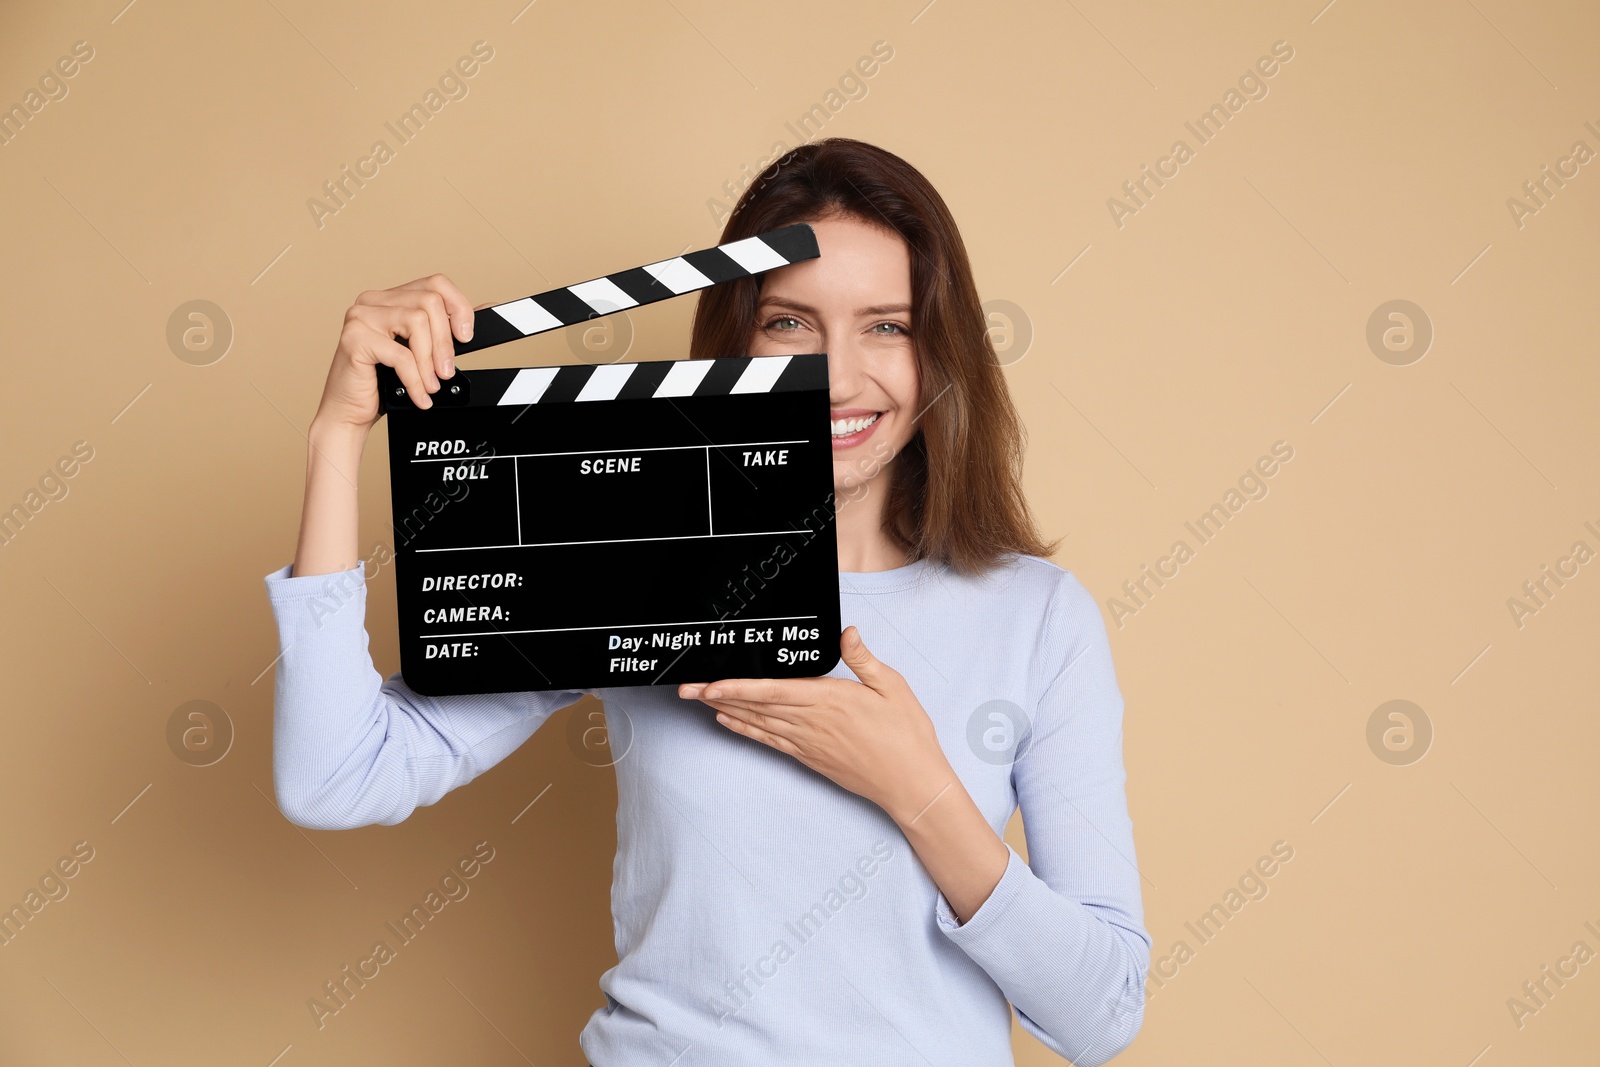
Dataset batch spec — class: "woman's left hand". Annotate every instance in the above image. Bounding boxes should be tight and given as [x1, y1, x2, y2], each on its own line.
[678, 626, 950, 819]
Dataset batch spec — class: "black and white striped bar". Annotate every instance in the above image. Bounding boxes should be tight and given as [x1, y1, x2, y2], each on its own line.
[378, 351, 823, 411]
[450, 222, 818, 357]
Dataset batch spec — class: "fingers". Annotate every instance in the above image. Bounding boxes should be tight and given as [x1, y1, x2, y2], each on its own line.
[713, 709, 800, 758]
[397, 306, 439, 392]
[702, 697, 803, 726]
[356, 291, 444, 389]
[838, 627, 903, 692]
[404, 273, 476, 345]
[367, 331, 434, 410]
[397, 273, 476, 373]
[841, 626, 878, 664]
[680, 679, 812, 706]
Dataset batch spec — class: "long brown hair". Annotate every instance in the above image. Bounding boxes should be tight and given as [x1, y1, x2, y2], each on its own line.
[689, 137, 1057, 576]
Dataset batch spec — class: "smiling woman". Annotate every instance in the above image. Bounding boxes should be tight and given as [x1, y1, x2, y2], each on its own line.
[692, 139, 1053, 576]
[267, 136, 1150, 1067]
[666, 140, 1149, 1063]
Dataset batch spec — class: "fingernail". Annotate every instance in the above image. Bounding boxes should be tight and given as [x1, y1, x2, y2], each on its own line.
[443, 358, 454, 376]
[679, 685, 701, 698]
[705, 687, 722, 699]
[463, 321, 473, 341]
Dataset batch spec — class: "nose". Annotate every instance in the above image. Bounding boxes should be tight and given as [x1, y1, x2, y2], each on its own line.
[824, 336, 867, 405]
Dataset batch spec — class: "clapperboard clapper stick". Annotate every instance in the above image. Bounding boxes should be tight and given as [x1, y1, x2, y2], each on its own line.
[374, 223, 843, 695]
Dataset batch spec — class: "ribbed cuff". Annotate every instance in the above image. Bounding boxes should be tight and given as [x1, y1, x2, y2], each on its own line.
[934, 842, 1029, 941]
[263, 561, 364, 599]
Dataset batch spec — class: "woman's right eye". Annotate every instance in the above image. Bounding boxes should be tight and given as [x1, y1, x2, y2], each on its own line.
[761, 316, 802, 331]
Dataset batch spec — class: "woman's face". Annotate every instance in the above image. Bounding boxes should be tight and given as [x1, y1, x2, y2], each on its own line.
[745, 213, 921, 495]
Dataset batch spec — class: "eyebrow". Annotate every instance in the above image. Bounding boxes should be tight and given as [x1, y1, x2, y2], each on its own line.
[756, 296, 911, 317]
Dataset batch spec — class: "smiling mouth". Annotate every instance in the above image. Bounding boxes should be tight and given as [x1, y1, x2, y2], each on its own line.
[831, 412, 881, 438]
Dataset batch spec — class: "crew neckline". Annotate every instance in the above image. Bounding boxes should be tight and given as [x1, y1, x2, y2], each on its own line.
[838, 555, 938, 594]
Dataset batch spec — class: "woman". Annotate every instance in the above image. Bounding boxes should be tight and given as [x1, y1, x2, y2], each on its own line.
[267, 137, 1149, 1065]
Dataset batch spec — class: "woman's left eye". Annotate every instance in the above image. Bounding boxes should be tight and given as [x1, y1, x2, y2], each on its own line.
[872, 322, 909, 336]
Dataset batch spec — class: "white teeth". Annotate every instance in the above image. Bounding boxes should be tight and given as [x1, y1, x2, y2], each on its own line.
[831, 412, 880, 437]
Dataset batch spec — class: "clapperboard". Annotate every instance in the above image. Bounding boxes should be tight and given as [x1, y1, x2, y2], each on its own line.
[376, 223, 842, 695]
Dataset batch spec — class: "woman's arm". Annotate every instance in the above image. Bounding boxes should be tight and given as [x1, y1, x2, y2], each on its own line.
[686, 575, 1147, 1061]
[853, 579, 1145, 1065]
[688, 583, 1148, 1062]
[881, 760, 1009, 922]
[269, 276, 587, 830]
[292, 419, 367, 578]
[294, 272, 474, 578]
[265, 558, 587, 830]
[918, 572, 1150, 1065]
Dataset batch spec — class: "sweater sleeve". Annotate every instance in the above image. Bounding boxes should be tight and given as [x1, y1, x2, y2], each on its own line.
[932, 570, 1150, 1065]
[263, 562, 589, 831]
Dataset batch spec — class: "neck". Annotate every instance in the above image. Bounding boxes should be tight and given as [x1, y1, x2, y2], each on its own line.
[834, 468, 911, 572]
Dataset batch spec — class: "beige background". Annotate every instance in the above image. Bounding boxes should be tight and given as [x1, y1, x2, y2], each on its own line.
[1, 0, 1596, 1063]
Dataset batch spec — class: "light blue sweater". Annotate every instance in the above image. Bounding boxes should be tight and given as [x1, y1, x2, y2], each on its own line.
[264, 552, 1149, 1065]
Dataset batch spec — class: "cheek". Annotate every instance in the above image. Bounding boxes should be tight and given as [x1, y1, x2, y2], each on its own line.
[888, 351, 920, 420]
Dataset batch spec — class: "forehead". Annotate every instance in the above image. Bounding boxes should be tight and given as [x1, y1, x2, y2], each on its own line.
[756, 214, 912, 305]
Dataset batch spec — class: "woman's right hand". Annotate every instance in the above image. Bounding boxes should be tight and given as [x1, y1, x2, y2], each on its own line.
[313, 274, 485, 431]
